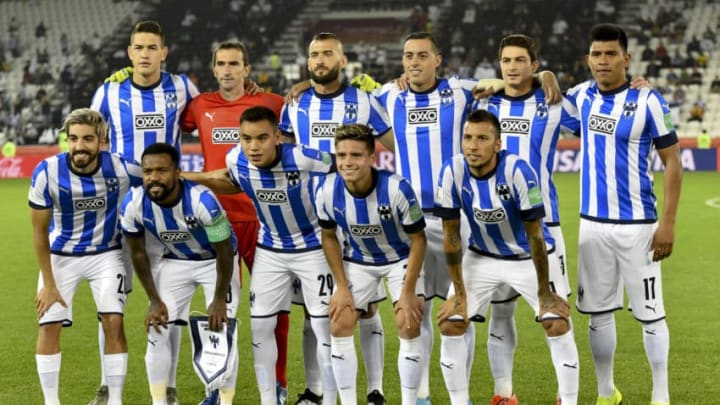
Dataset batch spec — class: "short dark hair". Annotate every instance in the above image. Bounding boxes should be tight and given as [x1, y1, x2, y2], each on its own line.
[212, 40, 250, 67]
[404, 32, 441, 55]
[466, 109, 501, 139]
[130, 20, 165, 46]
[240, 106, 278, 127]
[309, 32, 344, 54]
[589, 23, 628, 53]
[499, 34, 538, 62]
[142, 143, 179, 168]
[334, 124, 375, 154]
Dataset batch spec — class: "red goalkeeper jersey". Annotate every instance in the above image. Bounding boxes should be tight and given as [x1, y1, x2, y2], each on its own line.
[183, 91, 284, 222]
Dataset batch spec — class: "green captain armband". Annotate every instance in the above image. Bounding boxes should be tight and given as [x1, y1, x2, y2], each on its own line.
[205, 215, 232, 243]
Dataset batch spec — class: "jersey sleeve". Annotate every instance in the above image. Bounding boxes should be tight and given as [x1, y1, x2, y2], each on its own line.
[646, 90, 679, 149]
[395, 177, 426, 233]
[314, 178, 337, 229]
[225, 145, 245, 191]
[511, 159, 545, 221]
[278, 102, 295, 135]
[90, 84, 109, 119]
[181, 97, 198, 132]
[298, 145, 335, 175]
[121, 158, 143, 187]
[197, 189, 231, 242]
[366, 94, 392, 136]
[120, 187, 144, 237]
[28, 160, 52, 209]
[559, 96, 581, 135]
[433, 158, 462, 219]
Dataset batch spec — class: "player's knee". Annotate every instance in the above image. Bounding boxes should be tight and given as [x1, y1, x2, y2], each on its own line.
[394, 312, 421, 339]
[542, 318, 570, 337]
[330, 307, 359, 337]
[439, 318, 469, 336]
[100, 314, 125, 334]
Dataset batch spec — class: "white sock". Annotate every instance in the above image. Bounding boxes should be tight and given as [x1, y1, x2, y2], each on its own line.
[488, 300, 517, 397]
[417, 299, 433, 399]
[303, 318, 322, 395]
[359, 312, 384, 393]
[589, 313, 616, 397]
[36, 353, 61, 405]
[145, 328, 170, 401]
[104, 353, 128, 405]
[98, 323, 107, 386]
[311, 317, 337, 404]
[547, 329, 579, 405]
[251, 316, 278, 405]
[331, 335, 357, 405]
[440, 335, 469, 405]
[167, 324, 181, 388]
[643, 319, 670, 403]
[464, 322, 475, 381]
[398, 337, 423, 405]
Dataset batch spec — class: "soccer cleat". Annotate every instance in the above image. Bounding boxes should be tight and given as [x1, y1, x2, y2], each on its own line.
[198, 389, 220, 405]
[416, 397, 431, 405]
[166, 387, 180, 405]
[277, 383, 288, 405]
[595, 387, 622, 405]
[294, 388, 323, 405]
[490, 393, 518, 405]
[367, 389, 386, 405]
[87, 385, 108, 405]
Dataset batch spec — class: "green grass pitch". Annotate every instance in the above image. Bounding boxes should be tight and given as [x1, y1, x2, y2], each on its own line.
[1, 172, 719, 404]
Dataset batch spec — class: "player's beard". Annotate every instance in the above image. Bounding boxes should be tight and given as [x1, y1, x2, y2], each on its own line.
[145, 181, 176, 203]
[70, 150, 97, 170]
[310, 64, 340, 85]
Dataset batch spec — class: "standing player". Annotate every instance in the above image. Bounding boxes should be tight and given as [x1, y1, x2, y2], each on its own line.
[181, 39, 290, 405]
[315, 124, 427, 405]
[566, 24, 682, 405]
[120, 142, 239, 405]
[90, 20, 199, 405]
[472, 34, 580, 405]
[31, 109, 142, 405]
[279, 32, 393, 405]
[435, 110, 579, 405]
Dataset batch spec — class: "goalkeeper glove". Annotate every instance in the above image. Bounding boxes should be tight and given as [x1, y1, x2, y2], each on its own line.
[350, 73, 381, 92]
[104, 67, 133, 83]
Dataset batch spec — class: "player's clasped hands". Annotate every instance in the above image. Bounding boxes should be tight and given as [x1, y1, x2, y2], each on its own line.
[206, 300, 229, 332]
[145, 300, 169, 333]
[35, 285, 67, 318]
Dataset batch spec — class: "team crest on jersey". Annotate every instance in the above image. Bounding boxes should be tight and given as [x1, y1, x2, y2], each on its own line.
[106, 177, 120, 193]
[495, 183, 512, 201]
[377, 204, 393, 221]
[165, 93, 177, 110]
[440, 88, 454, 105]
[344, 103, 358, 121]
[286, 171, 301, 186]
[185, 215, 199, 229]
[622, 101, 638, 118]
[536, 103, 549, 119]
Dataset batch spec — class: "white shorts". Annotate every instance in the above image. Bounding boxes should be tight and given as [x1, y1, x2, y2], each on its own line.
[120, 234, 165, 293]
[342, 258, 425, 311]
[423, 215, 470, 300]
[446, 249, 569, 322]
[576, 219, 665, 322]
[155, 255, 241, 324]
[251, 247, 333, 318]
[38, 249, 127, 326]
[491, 224, 571, 302]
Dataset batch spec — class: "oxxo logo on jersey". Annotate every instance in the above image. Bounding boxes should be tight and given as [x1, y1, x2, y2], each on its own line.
[500, 118, 531, 135]
[256, 189, 288, 203]
[134, 114, 165, 130]
[349, 224, 383, 237]
[74, 197, 106, 210]
[473, 207, 506, 223]
[311, 122, 339, 138]
[159, 231, 191, 242]
[588, 114, 617, 135]
[211, 128, 240, 144]
[407, 108, 438, 125]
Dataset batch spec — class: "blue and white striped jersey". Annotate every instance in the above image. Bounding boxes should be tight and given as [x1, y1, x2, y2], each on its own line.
[28, 151, 142, 255]
[434, 150, 554, 259]
[279, 84, 392, 153]
[475, 87, 580, 225]
[226, 143, 335, 252]
[120, 179, 236, 260]
[565, 81, 678, 223]
[377, 76, 476, 210]
[315, 169, 426, 265]
[90, 72, 199, 163]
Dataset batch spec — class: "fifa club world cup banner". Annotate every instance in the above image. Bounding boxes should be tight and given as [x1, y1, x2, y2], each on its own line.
[3, 139, 719, 179]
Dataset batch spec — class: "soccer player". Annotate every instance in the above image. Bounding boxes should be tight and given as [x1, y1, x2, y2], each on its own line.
[120, 142, 239, 405]
[90, 20, 199, 405]
[31, 108, 142, 405]
[566, 24, 682, 405]
[181, 39, 290, 405]
[185, 106, 338, 405]
[315, 124, 426, 405]
[279, 32, 393, 405]
[435, 109, 579, 405]
[472, 34, 580, 405]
